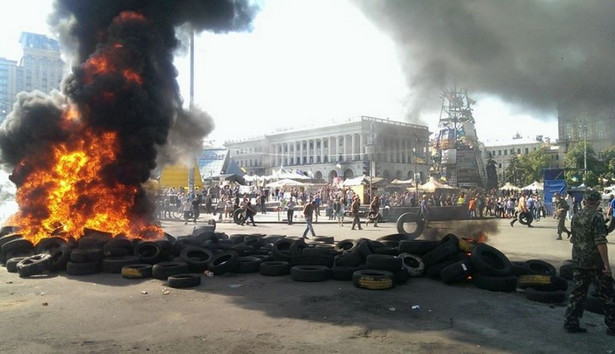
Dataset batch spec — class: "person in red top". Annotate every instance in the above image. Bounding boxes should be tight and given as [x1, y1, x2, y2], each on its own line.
[302, 200, 316, 239]
[468, 197, 476, 218]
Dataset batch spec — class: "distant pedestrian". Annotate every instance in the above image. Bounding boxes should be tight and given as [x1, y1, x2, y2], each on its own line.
[555, 193, 571, 240]
[419, 194, 431, 228]
[302, 200, 316, 239]
[350, 196, 362, 230]
[287, 197, 296, 225]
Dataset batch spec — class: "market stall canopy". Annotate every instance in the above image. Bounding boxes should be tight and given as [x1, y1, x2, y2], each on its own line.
[265, 179, 307, 188]
[390, 178, 414, 185]
[418, 177, 455, 193]
[521, 181, 543, 191]
[341, 175, 384, 187]
[499, 182, 520, 191]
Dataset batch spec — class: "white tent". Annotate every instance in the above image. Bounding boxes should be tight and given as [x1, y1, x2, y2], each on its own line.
[265, 179, 306, 188]
[418, 177, 455, 193]
[499, 182, 520, 191]
[521, 181, 543, 191]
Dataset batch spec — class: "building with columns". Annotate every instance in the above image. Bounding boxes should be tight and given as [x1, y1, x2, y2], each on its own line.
[225, 116, 431, 184]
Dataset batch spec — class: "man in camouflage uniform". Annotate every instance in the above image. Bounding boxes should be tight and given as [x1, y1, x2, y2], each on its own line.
[555, 193, 571, 240]
[564, 190, 615, 336]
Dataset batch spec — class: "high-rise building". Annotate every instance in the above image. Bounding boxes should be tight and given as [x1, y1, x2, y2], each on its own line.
[0, 32, 64, 122]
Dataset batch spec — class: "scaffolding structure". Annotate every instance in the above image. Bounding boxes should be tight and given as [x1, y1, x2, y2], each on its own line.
[433, 88, 486, 188]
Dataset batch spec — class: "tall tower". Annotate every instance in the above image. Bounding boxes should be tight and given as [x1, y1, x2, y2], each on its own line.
[433, 88, 486, 188]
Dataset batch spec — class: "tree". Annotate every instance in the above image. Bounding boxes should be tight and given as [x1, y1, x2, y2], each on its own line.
[599, 147, 615, 186]
[485, 154, 498, 190]
[563, 142, 601, 187]
[516, 149, 551, 185]
[505, 154, 524, 187]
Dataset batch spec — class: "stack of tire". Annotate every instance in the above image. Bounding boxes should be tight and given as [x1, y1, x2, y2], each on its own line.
[419, 234, 472, 284]
[515, 259, 568, 303]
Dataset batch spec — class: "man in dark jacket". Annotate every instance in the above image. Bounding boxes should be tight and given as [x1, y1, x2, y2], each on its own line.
[564, 190, 615, 336]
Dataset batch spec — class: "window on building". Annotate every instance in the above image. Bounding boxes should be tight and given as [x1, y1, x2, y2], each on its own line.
[525, 148, 529, 154]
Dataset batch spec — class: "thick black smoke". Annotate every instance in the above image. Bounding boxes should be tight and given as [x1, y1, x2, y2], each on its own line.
[0, 0, 257, 219]
[352, 0, 615, 120]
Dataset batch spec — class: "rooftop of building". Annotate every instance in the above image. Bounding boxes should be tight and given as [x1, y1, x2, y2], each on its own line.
[19, 32, 60, 51]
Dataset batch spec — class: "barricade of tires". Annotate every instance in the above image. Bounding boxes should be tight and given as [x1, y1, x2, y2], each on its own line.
[0, 228, 580, 302]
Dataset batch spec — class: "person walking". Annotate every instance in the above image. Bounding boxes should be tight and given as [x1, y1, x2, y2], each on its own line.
[241, 199, 257, 226]
[511, 193, 533, 227]
[367, 195, 380, 227]
[419, 194, 431, 229]
[555, 193, 572, 240]
[564, 190, 615, 336]
[350, 195, 362, 230]
[337, 198, 346, 226]
[287, 197, 296, 225]
[302, 200, 317, 239]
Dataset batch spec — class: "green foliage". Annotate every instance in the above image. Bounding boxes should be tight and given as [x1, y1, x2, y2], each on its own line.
[504, 149, 550, 187]
[563, 142, 602, 186]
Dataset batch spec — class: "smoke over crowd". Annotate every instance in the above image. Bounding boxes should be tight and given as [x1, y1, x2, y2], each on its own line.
[352, 0, 615, 119]
[0, 0, 258, 241]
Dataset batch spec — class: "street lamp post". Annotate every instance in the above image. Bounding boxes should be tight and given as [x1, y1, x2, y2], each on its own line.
[365, 144, 374, 204]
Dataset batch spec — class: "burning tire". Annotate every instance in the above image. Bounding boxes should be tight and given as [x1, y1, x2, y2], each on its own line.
[398, 253, 425, 277]
[395, 212, 424, 240]
[525, 288, 567, 304]
[290, 265, 331, 282]
[35, 237, 69, 254]
[472, 273, 517, 292]
[66, 261, 100, 276]
[470, 244, 512, 277]
[121, 264, 153, 279]
[207, 251, 240, 275]
[440, 259, 473, 284]
[101, 256, 141, 273]
[152, 261, 190, 280]
[17, 254, 53, 277]
[259, 261, 290, 276]
[167, 273, 202, 288]
[352, 269, 394, 290]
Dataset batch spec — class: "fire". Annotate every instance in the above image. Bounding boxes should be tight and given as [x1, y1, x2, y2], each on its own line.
[12, 128, 162, 244]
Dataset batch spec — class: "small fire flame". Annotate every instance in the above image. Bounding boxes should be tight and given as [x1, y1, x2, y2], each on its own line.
[7, 11, 162, 245]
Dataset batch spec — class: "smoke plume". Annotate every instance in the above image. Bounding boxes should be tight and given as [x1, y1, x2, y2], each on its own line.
[352, 0, 615, 119]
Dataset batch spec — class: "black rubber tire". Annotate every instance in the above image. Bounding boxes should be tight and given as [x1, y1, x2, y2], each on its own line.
[523, 260, 557, 276]
[134, 241, 163, 264]
[70, 248, 104, 263]
[394, 268, 410, 284]
[313, 236, 335, 244]
[0, 227, 18, 237]
[259, 261, 291, 276]
[398, 240, 440, 256]
[335, 239, 360, 252]
[272, 238, 294, 261]
[233, 208, 246, 225]
[6, 256, 28, 272]
[353, 269, 395, 290]
[121, 264, 153, 279]
[35, 237, 68, 254]
[518, 212, 533, 225]
[585, 293, 605, 314]
[103, 238, 133, 257]
[290, 265, 331, 282]
[290, 238, 309, 256]
[101, 256, 141, 273]
[167, 273, 202, 288]
[302, 247, 340, 258]
[422, 241, 459, 266]
[331, 266, 360, 281]
[77, 232, 112, 249]
[365, 254, 404, 272]
[289, 254, 334, 268]
[207, 250, 240, 275]
[16, 254, 52, 277]
[440, 260, 473, 284]
[470, 244, 512, 276]
[377, 233, 411, 242]
[0, 234, 23, 250]
[472, 273, 517, 292]
[180, 246, 213, 272]
[559, 260, 574, 280]
[395, 212, 425, 240]
[525, 288, 567, 303]
[66, 261, 100, 276]
[357, 239, 376, 259]
[49, 246, 72, 271]
[373, 246, 400, 256]
[233, 256, 262, 273]
[1, 238, 34, 263]
[511, 261, 528, 276]
[152, 261, 190, 280]
[399, 253, 425, 277]
[334, 249, 364, 267]
[517, 275, 568, 291]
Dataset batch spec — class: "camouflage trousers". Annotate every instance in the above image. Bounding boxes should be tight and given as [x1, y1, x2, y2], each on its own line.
[557, 215, 570, 236]
[564, 268, 615, 330]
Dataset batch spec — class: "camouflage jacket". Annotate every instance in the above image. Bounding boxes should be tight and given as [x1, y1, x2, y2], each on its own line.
[555, 198, 569, 217]
[570, 207, 608, 269]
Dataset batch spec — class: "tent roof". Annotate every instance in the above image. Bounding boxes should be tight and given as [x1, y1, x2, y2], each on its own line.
[499, 182, 520, 191]
[521, 181, 543, 191]
[418, 177, 455, 192]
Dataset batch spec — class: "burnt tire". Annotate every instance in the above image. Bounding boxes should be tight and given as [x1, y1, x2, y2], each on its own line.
[353, 269, 395, 290]
[233, 256, 262, 273]
[167, 273, 202, 288]
[399, 253, 425, 277]
[398, 240, 439, 256]
[6, 256, 28, 273]
[134, 241, 163, 264]
[207, 251, 240, 275]
[440, 259, 473, 284]
[1, 238, 34, 263]
[272, 238, 294, 261]
[422, 240, 459, 266]
[152, 261, 190, 280]
[180, 246, 213, 272]
[525, 288, 567, 304]
[395, 212, 424, 240]
[517, 275, 568, 291]
[473, 273, 517, 292]
[559, 260, 574, 280]
[66, 261, 100, 276]
[290, 265, 331, 282]
[259, 261, 291, 276]
[335, 239, 360, 252]
[365, 254, 404, 272]
[470, 244, 512, 276]
[17, 254, 52, 277]
[101, 256, 141, 273]
[334, 249, 364, 267]
[121, 264, 153, 279]
[70, 248, 104, 263]
[35, 237, 69, 254]
[48, 246, 72, 271]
